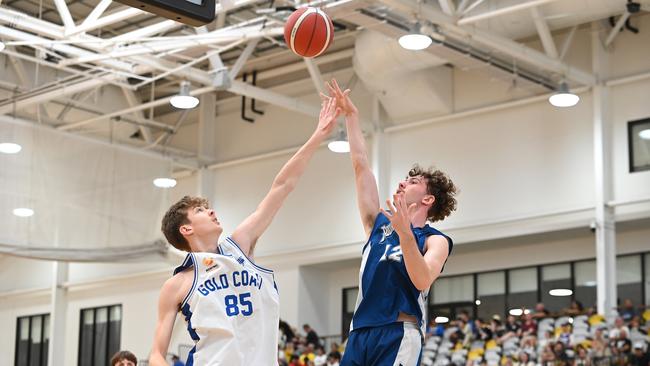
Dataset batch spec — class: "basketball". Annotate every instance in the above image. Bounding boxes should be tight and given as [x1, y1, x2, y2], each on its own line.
[284, 7, 335, 58]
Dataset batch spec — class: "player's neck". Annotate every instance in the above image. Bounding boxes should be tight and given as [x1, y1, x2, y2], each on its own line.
[189, 233, 221, 253]
[410, 210, 428, 228]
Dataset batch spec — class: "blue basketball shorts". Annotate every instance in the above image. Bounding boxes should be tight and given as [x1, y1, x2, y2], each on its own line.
[341, 322, 422, 366]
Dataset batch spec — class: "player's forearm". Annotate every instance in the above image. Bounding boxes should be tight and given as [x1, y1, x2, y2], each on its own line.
[398, 231, 436, 291]
[272, 129, 327, 190]
[345, 113, 370, 172]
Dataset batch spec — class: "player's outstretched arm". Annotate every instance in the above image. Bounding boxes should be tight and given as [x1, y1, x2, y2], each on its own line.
[231, 94, 340, 258]
[328, 79, 380, 237]
[149, 276, 184, 366]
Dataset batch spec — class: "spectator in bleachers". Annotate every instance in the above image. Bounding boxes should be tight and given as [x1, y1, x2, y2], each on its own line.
[533, 302, 550, 320]
[110, 351, 137, 366]
[515, 351, 535, 366]
[620, 299, 638, 322]
[500, 314, 522, 343]
[591, 328, 609, 361]
[573, 344, 591, 366]
[556, 322, 574, 346]
[540, 344, 557, 365]
[552, 341, 570, 365]
[609, 317, 630, 339]
[520, 312, 537, 338]
[300, 343, 316, 365]
[328, 342, 341, 361]
[614, 329, 632, 357]
[280, 319, 296, 343]
[313, 346, 327, 366]
[563, 300, 585, 316]
[288, 354, 303, 366]
[475, 318, 494, 341]
[629, 342, 650, 366]
[520, 335, 537, 360]
[303, 324, 321, 348]
[326, 352, 341, 366]
[278, 344, 288, 366]
[490, 315, 506, 342]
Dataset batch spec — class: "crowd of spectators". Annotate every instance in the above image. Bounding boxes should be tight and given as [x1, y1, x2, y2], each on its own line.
[278, 320, 342, 366]
[424, 300, 650, 366]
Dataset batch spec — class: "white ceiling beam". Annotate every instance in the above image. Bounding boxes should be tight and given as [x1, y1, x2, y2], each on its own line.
[53, 0, 75, 33]
[121, 87, 154, 143]
[530, 7, 558, 59]
[61, 26, 281, 66]
[66, 7, 144, 37]
[559, 25, 578, 61]
[605, 11, 631, 47]
[383, 0, 595, 85]
[458, 0, 562, 25]
[228, 80, 321, 118]
[0, 7, 63, 38]
[0, 75, 119, 116]
[457, 0, 471, 14]
[229, 39, 260, 79]
[460, 0, 487, 16]
[196, 26, 227, 72]
[438, 0, 456, 16]
[79, 0, 113, 29]
[304, 58, 326, 95]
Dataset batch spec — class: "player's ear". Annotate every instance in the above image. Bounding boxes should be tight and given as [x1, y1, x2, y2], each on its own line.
[180, 224, 193, 236]
[422, 194, 435, 207]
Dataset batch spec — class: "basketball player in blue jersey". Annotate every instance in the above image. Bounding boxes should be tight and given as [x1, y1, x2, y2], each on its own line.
[148, 95, 341, 366]
[326, 80, 458, 366]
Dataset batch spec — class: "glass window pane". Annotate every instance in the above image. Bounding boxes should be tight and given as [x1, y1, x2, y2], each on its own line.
[108, 307, 121, 363]
[79, 310, 93, 366]
[29, 316, 42, 366]
[574, 260, 597, 310]
[477, 272, 505, 319]
[432, 275, 473, 304]
[42, 315, 50, 366]
[16, 317, 30, 366]
[94, 308, 108, 366]
[345, 288, 358, 312]
[508, 268, 537, 312]
[628, 118, 650, 172]
[617, 255, 642, 307]
[541, 264, 571, 313]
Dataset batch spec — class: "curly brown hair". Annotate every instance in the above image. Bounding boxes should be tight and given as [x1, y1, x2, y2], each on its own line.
[110, 350, 137, 366]
[408, 165, 458, 222]
[161, 195, 209, 252]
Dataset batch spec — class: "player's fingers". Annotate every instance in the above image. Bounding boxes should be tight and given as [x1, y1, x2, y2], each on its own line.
[380, 207, 392, 220]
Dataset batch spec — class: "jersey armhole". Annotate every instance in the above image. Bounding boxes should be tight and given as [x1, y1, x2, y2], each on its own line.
[362, 213, 387, 253]
[179, 253, 199, 309]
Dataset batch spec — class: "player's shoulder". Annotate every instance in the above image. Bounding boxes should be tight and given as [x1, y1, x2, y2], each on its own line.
[162, 268, 193, 303]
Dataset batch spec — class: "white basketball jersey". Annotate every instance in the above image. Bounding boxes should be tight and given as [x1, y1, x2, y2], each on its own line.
[174, 237, 280, 366]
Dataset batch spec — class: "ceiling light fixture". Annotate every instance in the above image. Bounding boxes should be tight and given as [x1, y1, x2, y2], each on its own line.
[0, 142, 22, 154]
[328, 129, 350, 153]
[13, 208, 34, 217]
[398, 22, 432, 51]
[434, 316, 449, 324]
[549, 82, 580, 107]
[153, 178, 177, 188]
[549, 288, 573, 297]
[170, 81, 199, 109]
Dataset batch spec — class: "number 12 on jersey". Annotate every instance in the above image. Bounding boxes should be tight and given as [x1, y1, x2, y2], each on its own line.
[225, 292, 253, 316]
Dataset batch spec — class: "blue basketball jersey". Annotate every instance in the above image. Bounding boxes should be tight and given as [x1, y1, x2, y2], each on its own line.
[350, 213, 453, 336]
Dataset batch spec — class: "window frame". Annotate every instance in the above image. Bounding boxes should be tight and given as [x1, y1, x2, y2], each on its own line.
[77, 304, 122, 366]
[628, 117, 650, 173]
[14, 313, 49, 366]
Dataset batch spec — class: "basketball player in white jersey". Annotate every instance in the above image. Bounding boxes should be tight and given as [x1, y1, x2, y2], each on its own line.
[148, 95, 341, 366]
[326, 80, 458, 366]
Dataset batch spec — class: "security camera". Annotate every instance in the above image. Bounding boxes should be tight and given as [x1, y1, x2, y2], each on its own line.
[589, 221, 597, 233]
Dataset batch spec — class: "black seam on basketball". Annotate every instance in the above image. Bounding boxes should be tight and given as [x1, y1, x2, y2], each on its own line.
[304, 13, 319, 57]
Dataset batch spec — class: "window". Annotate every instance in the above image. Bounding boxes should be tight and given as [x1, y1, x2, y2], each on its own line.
[628, 118, 650, 172]
[617, 255, 642, 306]
[477, 271, 505, 319]
[574, 260, 597, 309]
[508, 267, 538, 312]
[15, 314, 49, 366]
[541, 264, 572, 312]
[341, 288, 358, 341]
[78, 305, 121, 366]
[432, 275, 474, 304]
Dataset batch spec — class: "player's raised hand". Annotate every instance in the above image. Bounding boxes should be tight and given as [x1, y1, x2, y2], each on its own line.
[317, 94, 341, 135]
[326, 78, 358, 117]
[380, 193, 417, 236]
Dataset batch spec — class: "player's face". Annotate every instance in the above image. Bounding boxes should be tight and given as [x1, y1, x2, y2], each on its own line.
[187, 205, 223, 236]
[396, 175, 432, 206]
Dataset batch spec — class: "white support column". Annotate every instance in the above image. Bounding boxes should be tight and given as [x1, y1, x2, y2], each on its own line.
[591, 22, 617, 321]
[53, 0, 75, 33]
[48, 255, 68, 366]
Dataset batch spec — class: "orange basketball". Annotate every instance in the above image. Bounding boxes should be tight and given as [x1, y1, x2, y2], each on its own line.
[284, 7, 334, 58]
